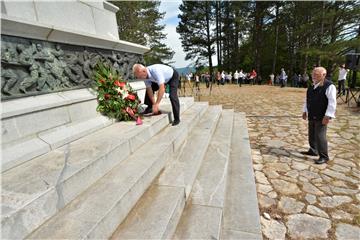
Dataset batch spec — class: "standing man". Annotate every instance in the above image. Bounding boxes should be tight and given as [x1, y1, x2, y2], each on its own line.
[337, 64, 348, 96]
[279, 68, 287, 88]
[301, 67, 337, 164]
[133, 63, 180, 126]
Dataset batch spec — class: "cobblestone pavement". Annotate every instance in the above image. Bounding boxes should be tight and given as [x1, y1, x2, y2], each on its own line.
[198, 84, 360, 240]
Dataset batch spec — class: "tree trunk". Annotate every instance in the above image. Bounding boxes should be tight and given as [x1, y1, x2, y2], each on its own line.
[205, 1, 213, 77]
[272, 3, 279, 75]
[216, 1, 221, 70]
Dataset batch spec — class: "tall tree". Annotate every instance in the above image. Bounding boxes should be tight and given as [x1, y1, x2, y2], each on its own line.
[111, 1, 174, 65]
[177, 1, 215, 76]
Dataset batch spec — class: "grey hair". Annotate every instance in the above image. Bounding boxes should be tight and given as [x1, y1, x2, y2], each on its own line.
[132, 63, 144, 74]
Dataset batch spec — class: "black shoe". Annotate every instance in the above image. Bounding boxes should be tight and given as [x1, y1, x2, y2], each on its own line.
[300, 150, 318, 156]
[315, 157, 329, 164]
[142, 107, 152, 115]
[172, 119, 180, 126]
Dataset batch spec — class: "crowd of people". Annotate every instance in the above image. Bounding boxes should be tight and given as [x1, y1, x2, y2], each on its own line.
[182, 64, 350, 92]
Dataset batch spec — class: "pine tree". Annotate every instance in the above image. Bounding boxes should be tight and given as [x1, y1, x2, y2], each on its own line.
[177, 1, 215, 76]
[111, 1, 174, 65]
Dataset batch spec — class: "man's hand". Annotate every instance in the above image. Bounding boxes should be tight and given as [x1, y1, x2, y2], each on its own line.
[322, 116, 331, 125]
[153, 103, 159, 114]
[302, 112, 307, 120]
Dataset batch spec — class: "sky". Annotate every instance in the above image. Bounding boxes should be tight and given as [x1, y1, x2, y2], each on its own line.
[159, 0, 217, 68]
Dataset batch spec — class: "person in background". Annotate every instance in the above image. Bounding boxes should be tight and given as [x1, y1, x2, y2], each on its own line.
[337, 64, 348, 96]
[279, 68, 287, 88]
[238, 69, 246, 86]
[249, 69, 257, 85]
[301, 67, 336, 164]
[133, 63, 180, 126]
[234, 70, 239, 86]
[269, 73, 275, 86]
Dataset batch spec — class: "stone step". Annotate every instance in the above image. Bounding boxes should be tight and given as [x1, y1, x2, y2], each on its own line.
[157, 105, 223, 198]
[2, 115, 113, 172]
[173, 205, 223, 240]
[173, 109, 234, 239]
[1, 96, 194, 172]
[26, 102, 209, 239]
[1, 99, 198, 239]
[110, 106, 223, 239]
[110, 185, 185, 240]
[221, 112, 263, 240]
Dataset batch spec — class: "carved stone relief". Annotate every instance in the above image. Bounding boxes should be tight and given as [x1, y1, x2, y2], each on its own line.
[1, 35, 144, 100]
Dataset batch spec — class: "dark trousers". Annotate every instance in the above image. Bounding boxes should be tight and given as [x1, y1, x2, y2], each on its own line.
[338, 79, 345, 95]
[308, 120, 329, 159]
[144, 70, 180, 121]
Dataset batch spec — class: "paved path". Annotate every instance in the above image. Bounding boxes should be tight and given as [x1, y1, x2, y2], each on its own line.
[200, 85, 360, 240]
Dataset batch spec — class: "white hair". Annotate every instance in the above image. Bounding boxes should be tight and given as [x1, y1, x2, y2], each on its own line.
[132, 63, 145, 74]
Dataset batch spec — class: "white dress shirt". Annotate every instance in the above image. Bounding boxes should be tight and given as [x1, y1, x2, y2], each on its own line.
[302, 82, 337, 118]
[144, 64, 174, 87]
[338, 68, 348, 81]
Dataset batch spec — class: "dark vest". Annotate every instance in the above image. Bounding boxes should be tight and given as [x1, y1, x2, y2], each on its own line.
[306, 80, 332, 120]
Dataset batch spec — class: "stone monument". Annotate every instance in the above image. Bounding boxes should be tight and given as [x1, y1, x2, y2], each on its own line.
[1, 0, 149, 100]
[1, 0, 149, 171]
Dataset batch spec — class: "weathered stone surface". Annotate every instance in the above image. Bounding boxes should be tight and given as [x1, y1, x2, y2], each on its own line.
[319, 196, 353, 208]
[257, 184, 273, 194]
[267, 139, 285, 148]
[271, 179, 301, 195]
[253, 164, 263, 171]
[255, 171, 269, 185]
[335, 223, 360, 240]
[300, 170, 321, 180]
[262, 154, 278, 163]
[267, 163, 291, 172]
[330, 164, 351, 173]
[260, 217, 286, 240]
[285, 170, 299, 178]
[258, 194, 276, 208]
[278, 197, 304, 214]
[287, 214, 331, 239]
[306, 205, 329, 218]
[268, 191, 277, 199]
[331, 210, 353, 221]
[302, 182, 324, 196]
[323, 169, 358, 184]
[305, 194, 317, 204]
[262, 168, 280, 178]
[331, 180, 348, 188]
[330, 186, 358, 195]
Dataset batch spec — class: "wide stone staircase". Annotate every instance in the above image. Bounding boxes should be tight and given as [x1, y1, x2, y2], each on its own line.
[1, 89, 262, 239]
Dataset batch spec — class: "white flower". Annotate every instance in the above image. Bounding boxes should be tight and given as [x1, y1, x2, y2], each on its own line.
[122, 90, 129, 99]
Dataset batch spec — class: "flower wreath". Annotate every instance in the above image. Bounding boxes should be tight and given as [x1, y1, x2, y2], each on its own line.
[93, 62, 142, 124]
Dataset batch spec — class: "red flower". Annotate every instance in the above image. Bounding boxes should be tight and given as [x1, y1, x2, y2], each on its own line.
[126, 94, 136, 101]
[114, 80, 126, 88]
[99, 79, 105, 84]
[104, 94, 111, 100]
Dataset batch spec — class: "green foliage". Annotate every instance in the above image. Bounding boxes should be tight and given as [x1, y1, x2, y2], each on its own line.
[177, 0, 360, 80]
[111, 1, 174, 65]
[93, 62, 141, 121]
[177, 1, 215, 70]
